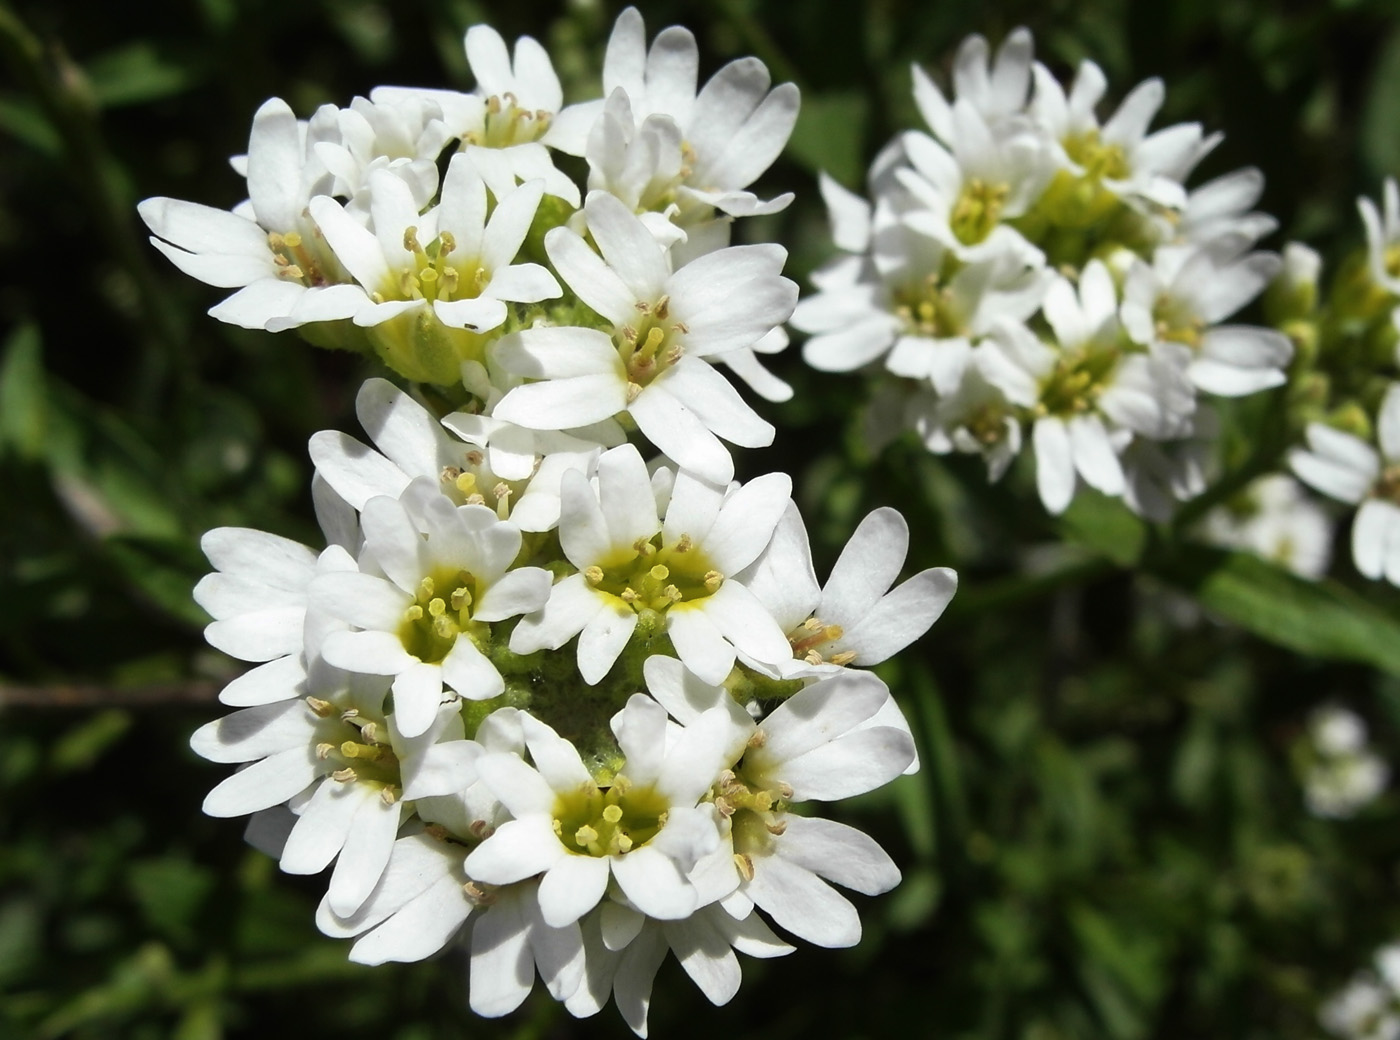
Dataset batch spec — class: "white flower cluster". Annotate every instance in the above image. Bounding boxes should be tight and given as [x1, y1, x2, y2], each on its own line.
[792, 29, 1292, 519]
[1290, 383, 1400, 586]
[1198, 474, 1332, 580]
[1299, 704, 1389, 820]
[1322, 942, 1400, 1040]
[163, 10, 959, 1033]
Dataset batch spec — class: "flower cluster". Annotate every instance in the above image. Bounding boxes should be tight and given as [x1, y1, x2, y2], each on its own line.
[792, 28, 1291, 519]
[164, 9, 958, 1033]
[1198, 474, 1332, 580]
[1322, 942, 1400, 1040]
[1296, 704, 1389, 820]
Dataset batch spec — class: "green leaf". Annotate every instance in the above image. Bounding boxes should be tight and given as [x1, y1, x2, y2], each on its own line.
[104, 535, 208, 627]
[84, 43, 193, 108]
[0, 94, 59, 155]
[1157, 545, 1400, 675]
[1361, 25, 1400, 182]
[1058, 491, 1147, 566]
[0, 324, 47, 461]
[786, 91, 867, 186]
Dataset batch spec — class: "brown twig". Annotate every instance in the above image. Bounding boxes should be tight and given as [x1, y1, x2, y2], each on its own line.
[0, 679, 224, 708]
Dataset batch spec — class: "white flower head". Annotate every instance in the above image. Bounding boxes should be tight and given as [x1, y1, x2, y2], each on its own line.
[463, 695, 737, 927]
[509, 443, 793, 685]
[492, 191, 795, 483]
[312, 478, 552, 737]
[306, 156, 559, 384]
[1360, 178, 1400, 297]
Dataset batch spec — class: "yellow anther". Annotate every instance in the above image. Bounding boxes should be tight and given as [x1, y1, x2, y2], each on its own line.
[380, 786, 399, 805]
[419, 577, 436, 599]
[450, 587, 472, 612]
[662, 584, 682, 603]
[441, 267, 459, 293]
[428, 598, 447, 618]
[620, 587, 639, 603]
[703, 570, 723, 592]
[673, 321, 689, 334]
[332, 767, 357, 783]
[734, 853, 755, 881]
[626, 381, 643, 402]
[315, 742, 335, 759]
[805, 650, 823, 665]
[466, 450, 484, 466]
[486, 95, 502, 115]
[602, 804, 623, 824]
[653, 295, 671, 320]
[470, 819, 495, 840]
[267, 231, 285, 249]
[493, 482, 513, 519]
[279, 264, 304, 281]
[425, 824, 448, 841]
[802, 616, 822, 631]
[575, 824, 599, 845]
[405, 604, 424, 621]
[754, 792, 773, 812]
[634, 537, 655, 556]
[433, 615, 455, 639]
[403, 226, 422, 254]
[359, 722, 381, 744]
[621, 325, 638, 343]
[766, 818, 787, 836]
[649, 564, 670, 581]
[438, 231, 456, 256]
[830, 650, 858, 666]
[715, 797, 735, 817]
[674, 534, 693, 553]
[584, 566, 605, 585]
[441, 466, 462, 482]
[616, 834, 633, 853]
[305, 696, 335, 717]
[777, 782, 794, 800]
[466, 493, 486, 506]
[747, 730, 768, 749]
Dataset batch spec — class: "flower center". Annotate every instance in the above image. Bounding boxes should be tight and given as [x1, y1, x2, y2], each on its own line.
[268, 229, 332, 287]
[950, 178, 1010, 245]
[583, 534, 722, 614]
[306, 697, 402, 799]
[616, 295, 687, 396]
[1038, 344, 1121, 416]
[376, 228, 487, 304]
[786, 616, 856, 666]
[397, 568, 483, 664]
[1063, 130, 1130, 183]
[552, 775, 668, 856]
[893, 275, 963, 338]
[465, 93, 553, 149]
[439, 454, 519, 519]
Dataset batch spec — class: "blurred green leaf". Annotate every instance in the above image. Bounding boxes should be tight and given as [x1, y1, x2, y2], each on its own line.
[0, 94, 59, 154]
[1161, 547, 1400, 676]
[85, 43, 194, 108]
[49, 709, 131, 773]
[128, 856, 215, 946]
[1058, 492, 1147, 566]
[1361, 24, 1400, 181]
[104, 535, 208, 627]
[0, 323, 47, 461]
[787, 90, 867, 186]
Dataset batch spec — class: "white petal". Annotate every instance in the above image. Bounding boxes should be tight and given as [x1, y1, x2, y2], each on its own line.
[538, 854, 611, 927]
[745, 853, 861, 948]
[774, 815, 900, 895]
[464, 815, 566, 884]
[202, 748, 320, 817]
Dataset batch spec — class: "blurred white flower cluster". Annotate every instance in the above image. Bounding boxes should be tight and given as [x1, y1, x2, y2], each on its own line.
[1299, 704, 1388, 820]
[1322, 942, 1400, 1040]
[1199, 474, 1332, 580]
[156, 9, 959, 1033]
[792, 29, 1292, 519]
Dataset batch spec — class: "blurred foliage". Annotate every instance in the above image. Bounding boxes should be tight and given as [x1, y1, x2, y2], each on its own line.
[4, 0, 1400, 1037]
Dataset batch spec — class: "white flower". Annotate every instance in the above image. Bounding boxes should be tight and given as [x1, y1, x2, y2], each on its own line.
[491, 191, 795, 483]
[139, 98, 368, 331]
[190, 683, 479, 918]
[600, 7, 798, 227]
[896, 106, 1052, 263]
[1120, 235, 1292, 397]
[309, 377, 602, 532]
[912, 28, 1035, 141]
[566, 902, 791, 1037]
[306, 156, 559, 384]
[509, 444, 793, 685]
[371, 23, 605, 203]
[463, 695, 736, 926]
[1322, 975, 1400, 1040]
[1360, 178, 1400, 297]
[312, 94, 449, 214]
[740, 503, 958, 677]
[1290, 384, 1400, 585]
[312, 478, 552, 737]
[1199, 474, 1333, 579]
[645, 661, 914, 946]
